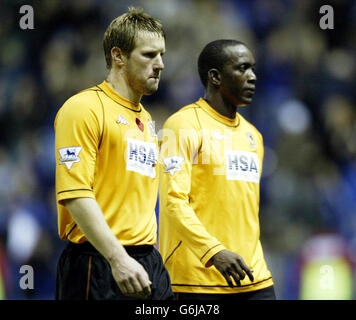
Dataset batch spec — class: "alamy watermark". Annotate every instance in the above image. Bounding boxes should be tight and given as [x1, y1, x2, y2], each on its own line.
[319, 5, 334, 30]
[18, 4, 334, 31]
[19, 5, 34, 30]
[19, 265, 34, 290]
[320, 264, 334, 290]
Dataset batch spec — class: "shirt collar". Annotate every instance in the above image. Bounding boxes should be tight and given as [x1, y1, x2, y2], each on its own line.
[195, 98, 240, 127]
[97, 80, 142, 112]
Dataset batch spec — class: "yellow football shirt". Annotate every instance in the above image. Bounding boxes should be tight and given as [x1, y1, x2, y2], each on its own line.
[55, 81, 158, 245]
[159, 98, 273, 293]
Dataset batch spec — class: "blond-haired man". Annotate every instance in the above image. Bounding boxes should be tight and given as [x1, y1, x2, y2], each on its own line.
[55, 7, 172, 300]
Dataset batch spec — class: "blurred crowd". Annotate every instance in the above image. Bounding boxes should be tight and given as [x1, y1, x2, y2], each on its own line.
[0, 0, 355, 299]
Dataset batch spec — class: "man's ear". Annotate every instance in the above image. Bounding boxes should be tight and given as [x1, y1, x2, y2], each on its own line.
[111, 47, 126, 67]
[207, 69, 221, 87]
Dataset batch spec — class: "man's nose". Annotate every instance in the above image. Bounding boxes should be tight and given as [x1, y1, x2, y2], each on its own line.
[247, 69, 257, 83]
[154, 55, 164, 71]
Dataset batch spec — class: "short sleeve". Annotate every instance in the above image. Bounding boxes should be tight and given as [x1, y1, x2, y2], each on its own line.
[55, 94, 102, 203]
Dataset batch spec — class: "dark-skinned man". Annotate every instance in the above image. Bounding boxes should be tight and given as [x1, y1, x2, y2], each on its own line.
[159, 39, 275, 300]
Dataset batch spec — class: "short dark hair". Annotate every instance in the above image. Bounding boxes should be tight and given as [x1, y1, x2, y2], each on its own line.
[103, 7, 165, 69]
[198, 39, 246, 87]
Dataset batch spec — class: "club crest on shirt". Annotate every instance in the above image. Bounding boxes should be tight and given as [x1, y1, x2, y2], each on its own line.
[247, 132, 257, 149]
[163, 156, 184, 176]
[58, 146, 83, 170]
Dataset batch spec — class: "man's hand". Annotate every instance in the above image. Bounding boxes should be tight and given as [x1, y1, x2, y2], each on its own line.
[63, 198, 152, 299]
[210, 250, 254, 287]
[110, 254, 152, 299]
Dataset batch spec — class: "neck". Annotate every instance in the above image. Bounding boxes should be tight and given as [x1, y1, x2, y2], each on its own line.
[106, 69, 142, 104]
[204, 91, 236, 119]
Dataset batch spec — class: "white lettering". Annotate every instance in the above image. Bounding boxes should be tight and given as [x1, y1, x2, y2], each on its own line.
[319, 5, 334, 30]
[19, 265, 34, 289]
[320, 265, 334, 290]
[19, 5, 34, 30]
[135, 304, 170, 318]
[126, 138, 157, 178]
[225, 150, 260, 183]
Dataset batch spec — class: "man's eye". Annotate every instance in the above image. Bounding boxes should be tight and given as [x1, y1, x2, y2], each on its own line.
[239, 64, 247, 72]
[144, 53, 155, 58]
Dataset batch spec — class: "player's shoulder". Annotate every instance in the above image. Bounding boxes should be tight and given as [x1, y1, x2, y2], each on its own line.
[238, 113, 263, 141]
[163, 102, 201, 130]
[57, 85, 103, 117]
[64, 85, 102, 108]
[140, 105, 153, 121]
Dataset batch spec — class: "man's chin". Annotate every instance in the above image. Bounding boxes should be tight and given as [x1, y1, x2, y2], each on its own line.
[237, 100, 252, 107]
[142, 86, 159, 96]
[143, 79, 160, 95]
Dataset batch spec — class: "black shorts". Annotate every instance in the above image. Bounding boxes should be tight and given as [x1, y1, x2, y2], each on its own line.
[55, 241, 173, 300]
[175, 285, 276, 300]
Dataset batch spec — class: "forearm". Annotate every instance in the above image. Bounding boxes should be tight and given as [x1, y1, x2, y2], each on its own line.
[63, 197, 128, 264]
[166, 201, 225, 265]
[63, 197, 152, 298]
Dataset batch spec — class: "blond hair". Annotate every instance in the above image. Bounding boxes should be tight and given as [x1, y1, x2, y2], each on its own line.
[103, 7, 165, 69]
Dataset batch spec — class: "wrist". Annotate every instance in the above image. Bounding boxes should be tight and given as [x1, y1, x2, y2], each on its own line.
[207, 248, 226, 267]
[104, 243, 129, 267]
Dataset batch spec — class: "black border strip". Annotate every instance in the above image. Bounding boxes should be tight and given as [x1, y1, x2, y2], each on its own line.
[66, 223, 77, 238]
[96, 91, 105, 150]
[57, 188, 93, 195]
[172, 276, 273, 288]
[85, 256, 92, 300]
[164, 241, 182, 264]
[193, 105, 203, 155]
[200, 244, 222, 263]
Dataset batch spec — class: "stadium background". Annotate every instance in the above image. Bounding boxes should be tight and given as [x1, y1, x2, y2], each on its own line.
[0, 0, 355, 299]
